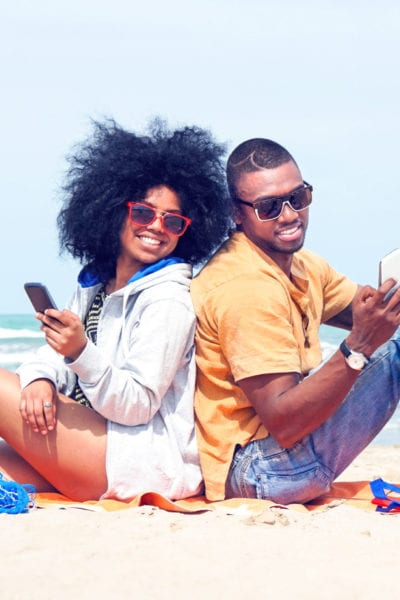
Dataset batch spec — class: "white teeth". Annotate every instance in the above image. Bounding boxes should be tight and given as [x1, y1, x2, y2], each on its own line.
[140, 236, 161, 246]
[280, 226, 299, 236]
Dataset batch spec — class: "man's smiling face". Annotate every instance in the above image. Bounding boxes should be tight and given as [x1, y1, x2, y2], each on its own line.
[234, 160, 309, 269]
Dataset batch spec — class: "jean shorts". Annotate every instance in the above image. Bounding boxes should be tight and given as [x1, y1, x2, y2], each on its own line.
[225, 435, 332, 505]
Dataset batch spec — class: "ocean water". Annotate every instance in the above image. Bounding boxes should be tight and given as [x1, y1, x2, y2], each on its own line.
[0, 314, 45, 372]
[0, 316, 397, 445]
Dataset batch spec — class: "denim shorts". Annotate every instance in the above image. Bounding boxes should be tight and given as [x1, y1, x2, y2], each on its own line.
[225, 435, 332, 505]
[225, 330, 400, 505]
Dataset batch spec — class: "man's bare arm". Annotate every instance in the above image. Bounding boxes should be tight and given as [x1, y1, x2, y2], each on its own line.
[238, 281, 400, 448]
[324, 301, 353, 330]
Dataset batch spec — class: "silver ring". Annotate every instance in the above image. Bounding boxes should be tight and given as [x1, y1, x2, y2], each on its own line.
[43, 402, 53, 409]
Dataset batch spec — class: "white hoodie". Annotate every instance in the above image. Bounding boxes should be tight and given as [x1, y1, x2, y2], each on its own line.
[17, 260, 203, 500]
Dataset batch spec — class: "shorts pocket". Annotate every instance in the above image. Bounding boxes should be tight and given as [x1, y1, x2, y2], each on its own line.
[255, 461, 331, 505]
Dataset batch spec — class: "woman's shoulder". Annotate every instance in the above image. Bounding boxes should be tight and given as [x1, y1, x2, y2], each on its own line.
[126, 264, 194, 314]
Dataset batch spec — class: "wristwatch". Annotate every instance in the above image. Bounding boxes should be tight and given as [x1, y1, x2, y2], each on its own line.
[339, 340, 369, 371]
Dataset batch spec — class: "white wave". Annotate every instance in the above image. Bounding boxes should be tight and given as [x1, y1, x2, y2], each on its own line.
[0, 327, 43, 339]
[320, 340, 339, 361]
[0, 351, 37, 365]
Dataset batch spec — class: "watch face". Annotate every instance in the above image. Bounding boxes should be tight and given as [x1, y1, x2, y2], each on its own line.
[348, 354, 366, 370]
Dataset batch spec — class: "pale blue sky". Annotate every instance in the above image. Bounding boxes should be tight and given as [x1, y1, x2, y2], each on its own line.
[1, 0, 399, 313]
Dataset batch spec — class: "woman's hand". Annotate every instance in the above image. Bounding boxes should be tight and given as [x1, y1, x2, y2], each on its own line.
[36, 308, 87, 361]
[20, 378, 58, 435]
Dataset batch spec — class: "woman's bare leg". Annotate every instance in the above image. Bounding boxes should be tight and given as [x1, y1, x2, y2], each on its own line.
[0, 440, 58, 491]
[0, 368, 108, 501]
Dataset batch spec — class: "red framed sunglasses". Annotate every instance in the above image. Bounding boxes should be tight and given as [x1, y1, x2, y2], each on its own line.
[126, 202, 192, 237]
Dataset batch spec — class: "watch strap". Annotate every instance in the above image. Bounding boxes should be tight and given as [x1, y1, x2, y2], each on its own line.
[339, 340, 352, 359]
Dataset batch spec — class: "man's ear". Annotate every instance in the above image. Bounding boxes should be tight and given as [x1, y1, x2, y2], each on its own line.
[233, 203, 243, 226]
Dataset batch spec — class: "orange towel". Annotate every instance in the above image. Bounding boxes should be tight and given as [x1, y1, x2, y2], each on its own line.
[34, 480, 381, 513]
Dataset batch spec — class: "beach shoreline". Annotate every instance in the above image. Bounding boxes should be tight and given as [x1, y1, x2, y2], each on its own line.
[1, 444, 400, 599]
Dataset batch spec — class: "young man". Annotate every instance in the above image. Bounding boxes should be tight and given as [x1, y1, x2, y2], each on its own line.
[191, 138, 400, 503]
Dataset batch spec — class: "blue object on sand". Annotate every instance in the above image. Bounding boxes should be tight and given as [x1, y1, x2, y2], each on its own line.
[370, 478, 400, 513]
[0, 473, 36, 514]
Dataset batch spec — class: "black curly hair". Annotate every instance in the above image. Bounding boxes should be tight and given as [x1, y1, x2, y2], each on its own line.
[57, 118, 231, 283]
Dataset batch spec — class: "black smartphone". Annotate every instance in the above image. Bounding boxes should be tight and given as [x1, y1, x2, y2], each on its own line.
[24, 282, 58, 313]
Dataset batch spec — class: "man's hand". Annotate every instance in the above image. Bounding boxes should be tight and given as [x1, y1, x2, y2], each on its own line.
[36, 308, 87, 361]
[346, 279, 400, 356]
[20, 378, 58, 435]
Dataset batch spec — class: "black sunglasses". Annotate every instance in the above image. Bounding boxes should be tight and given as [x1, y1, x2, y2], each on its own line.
[235, 182, 313, 222]
[126, 202, 192, 237]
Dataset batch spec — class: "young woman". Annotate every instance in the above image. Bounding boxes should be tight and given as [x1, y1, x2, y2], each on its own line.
[0, 119, 230, 501]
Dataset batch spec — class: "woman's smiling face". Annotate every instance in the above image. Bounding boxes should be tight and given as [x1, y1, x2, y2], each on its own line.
[118, 185, 182, 274]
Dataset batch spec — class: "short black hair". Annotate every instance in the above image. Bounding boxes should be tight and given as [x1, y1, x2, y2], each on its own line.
[227, 138, 296, 199]
[57, 118, 230, 282]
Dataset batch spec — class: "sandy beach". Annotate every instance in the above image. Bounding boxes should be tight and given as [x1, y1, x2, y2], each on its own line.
[1, 444, 400, 600]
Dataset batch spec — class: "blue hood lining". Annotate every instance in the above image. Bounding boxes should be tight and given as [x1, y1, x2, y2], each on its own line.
[78, 257, 185, 288]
